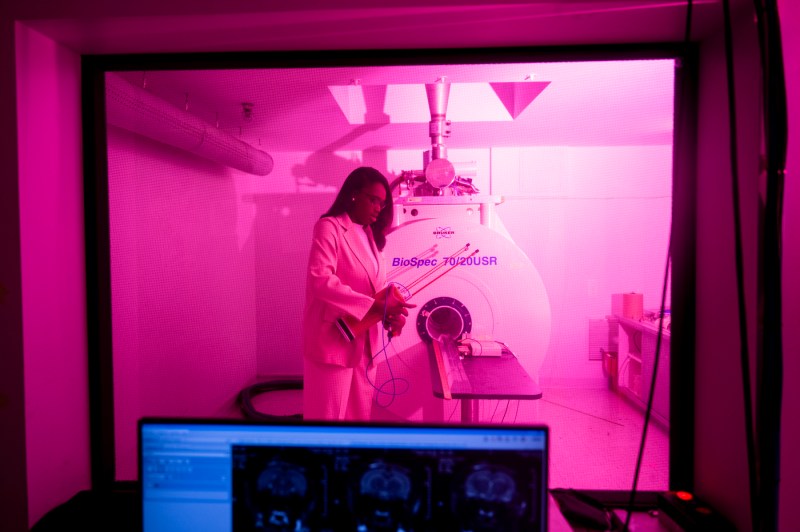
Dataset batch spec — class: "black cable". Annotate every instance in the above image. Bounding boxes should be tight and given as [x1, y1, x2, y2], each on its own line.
[238, 379, 303, 421]
[500, 400, 511, 423]
[447, 399, 460, 422]
[368, 339, 410, 408]
[623, 3, 693, 528]
[623, 234, 671, 531]
[683, 0, 694, 43]
[721, 1, 760, 530]
[753, 1, 787, 530]
[541, 398, 625, 427]
[490, 399, 501, 422]
[368, 292, 410, 408]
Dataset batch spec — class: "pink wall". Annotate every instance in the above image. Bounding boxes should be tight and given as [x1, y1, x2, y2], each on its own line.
[384, 62, 675, 391]
[494, 145, 673, 386]
[15, 23, 91, 526]
[109, 128, 259, 479]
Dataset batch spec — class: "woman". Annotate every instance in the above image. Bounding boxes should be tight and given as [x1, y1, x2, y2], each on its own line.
[302, 167, 415, 421]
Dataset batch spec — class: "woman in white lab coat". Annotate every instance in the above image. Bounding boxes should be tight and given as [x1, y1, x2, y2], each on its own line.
[302, 167, 414, 420]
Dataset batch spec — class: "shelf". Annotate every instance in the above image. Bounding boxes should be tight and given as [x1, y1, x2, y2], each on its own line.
[617, 315, 671, 338]
[615, 316, 670, 429]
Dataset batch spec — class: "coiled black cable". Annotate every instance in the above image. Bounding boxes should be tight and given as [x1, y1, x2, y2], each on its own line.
[238, 379, 303, 420]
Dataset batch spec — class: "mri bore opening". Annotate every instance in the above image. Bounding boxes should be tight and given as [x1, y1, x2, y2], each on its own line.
[425, 306, 465, 342]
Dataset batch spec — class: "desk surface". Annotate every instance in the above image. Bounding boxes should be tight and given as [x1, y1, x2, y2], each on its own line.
[428, 340, 542, 400]
[30, 487, 672, 532]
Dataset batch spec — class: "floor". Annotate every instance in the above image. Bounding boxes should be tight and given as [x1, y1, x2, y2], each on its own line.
[533, 387, 669, 492]
[246, 384, 670, 493]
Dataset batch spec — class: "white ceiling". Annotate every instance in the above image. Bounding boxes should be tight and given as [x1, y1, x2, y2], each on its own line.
[22, 0, 735, 159]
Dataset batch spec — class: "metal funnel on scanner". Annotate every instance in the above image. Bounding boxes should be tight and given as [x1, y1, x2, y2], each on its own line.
[426, 77, 451, 161]
[395, 76, 477, 194]
[424, 77, 458, 189]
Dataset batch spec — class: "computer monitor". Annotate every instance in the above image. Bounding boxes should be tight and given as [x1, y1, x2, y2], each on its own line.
[139, 418, 549, 531]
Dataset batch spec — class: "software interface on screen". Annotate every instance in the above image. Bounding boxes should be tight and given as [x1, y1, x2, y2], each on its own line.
[140, 421, 549, 532]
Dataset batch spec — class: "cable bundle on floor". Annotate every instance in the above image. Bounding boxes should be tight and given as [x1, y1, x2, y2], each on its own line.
[238, 379, 303, 421]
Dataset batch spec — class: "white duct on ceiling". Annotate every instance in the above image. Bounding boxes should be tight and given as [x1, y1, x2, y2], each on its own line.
[105, 73, 274, 176]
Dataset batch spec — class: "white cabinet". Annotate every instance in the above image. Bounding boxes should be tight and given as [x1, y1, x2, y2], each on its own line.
[616, 316, 670, 428]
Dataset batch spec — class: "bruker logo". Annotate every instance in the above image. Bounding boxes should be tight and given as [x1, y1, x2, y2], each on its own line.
[433, 226, 455, 239]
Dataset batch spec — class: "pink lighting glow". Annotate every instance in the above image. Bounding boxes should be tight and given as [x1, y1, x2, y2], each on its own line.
[4, 2, 798, 531]
[106, 58, 674, 486]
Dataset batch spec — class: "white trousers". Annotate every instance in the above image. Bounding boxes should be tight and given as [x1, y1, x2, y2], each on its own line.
[303, 347, 377, 421]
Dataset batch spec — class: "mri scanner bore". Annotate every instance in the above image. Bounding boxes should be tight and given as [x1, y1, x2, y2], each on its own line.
[370, 199, 551, 420]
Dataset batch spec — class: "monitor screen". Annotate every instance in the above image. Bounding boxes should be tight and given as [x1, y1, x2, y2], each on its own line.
[139, 419, 549, 532]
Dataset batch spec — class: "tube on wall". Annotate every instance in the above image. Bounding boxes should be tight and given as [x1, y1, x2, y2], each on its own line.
[105, 72, 274, 176]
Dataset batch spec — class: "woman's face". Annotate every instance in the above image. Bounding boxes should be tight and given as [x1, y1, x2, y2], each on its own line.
[348, 182, 387, 226]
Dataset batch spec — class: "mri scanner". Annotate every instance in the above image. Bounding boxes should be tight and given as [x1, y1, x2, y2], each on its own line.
[370, 78, 552, 422]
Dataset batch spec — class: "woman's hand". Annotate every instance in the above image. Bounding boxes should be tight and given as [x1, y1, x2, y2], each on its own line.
[372, 284, 416, 337]
[371, 284, 416, 316]
[383, 312, 408, 337]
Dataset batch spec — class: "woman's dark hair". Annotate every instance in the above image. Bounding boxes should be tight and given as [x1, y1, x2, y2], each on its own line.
[321, 167, 393, 250]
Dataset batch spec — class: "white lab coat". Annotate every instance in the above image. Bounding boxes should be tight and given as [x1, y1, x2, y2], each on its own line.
[302, 213, 387, 419]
